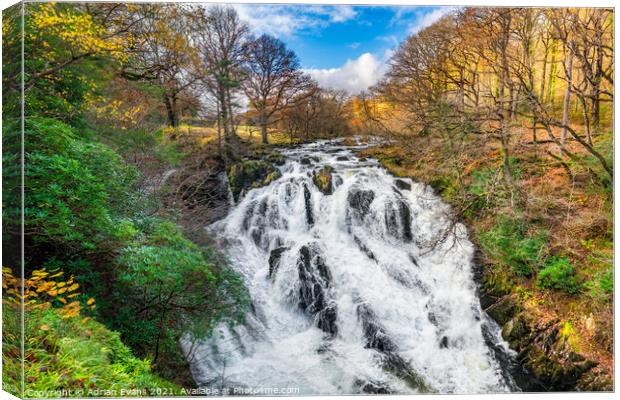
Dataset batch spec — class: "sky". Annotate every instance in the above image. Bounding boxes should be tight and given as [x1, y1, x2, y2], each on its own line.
[233, 4, 454, 94]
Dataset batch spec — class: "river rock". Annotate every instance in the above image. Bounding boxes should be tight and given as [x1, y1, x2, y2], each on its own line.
[312, 166, 334, 195]
[266, 151, 285, 166]
[395, 179, 412, 191]
[296, 245, 336, 336]
[347, 189, 375, 220]
[268, 246, 288, 280]
[303, 183, 314, 225]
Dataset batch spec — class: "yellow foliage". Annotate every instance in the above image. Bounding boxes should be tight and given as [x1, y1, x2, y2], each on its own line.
[29, 3, 128, 62]
[2, 266, 95, 319]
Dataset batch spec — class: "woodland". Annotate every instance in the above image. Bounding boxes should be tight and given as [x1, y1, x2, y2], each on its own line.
[1, 3, 614, 395]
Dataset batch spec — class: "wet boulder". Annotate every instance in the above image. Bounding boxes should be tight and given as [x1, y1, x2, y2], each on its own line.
[303, 183, 314, 225]
[355, 380, 391, 394]
[296, 244, 336, 336]
[356, 302, 397, 352]
[394, 179, 412, 191]
[312, 166, 334, 195]
[316, 303, 338, 336]
[227, 160, 281, 201]
[485, 295, 522, 326]
[353, 235, 376, 262]
[384, 200, 413, 242]
[268, 246, 289, 280]
[336, 155, 350, 161]
[347, 189, 375, 220]
[297, 245, 332, 312]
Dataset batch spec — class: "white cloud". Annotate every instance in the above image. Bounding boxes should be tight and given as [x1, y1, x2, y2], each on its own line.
[407, 7, 457, 35]
[304, 53, 386, 94]
[325, 5, 357, 22]
[232, 4, 357, 38]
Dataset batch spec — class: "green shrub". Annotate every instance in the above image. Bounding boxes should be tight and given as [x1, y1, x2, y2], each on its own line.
[110, 219, 250, 377]
[536, 256, 581, 294]
[585, 267, 613, 302]
[3, 117, 139, 253]
[468, 167, 497, 197]
[479, 215, 548, 276]
[600, 269, 613, 293]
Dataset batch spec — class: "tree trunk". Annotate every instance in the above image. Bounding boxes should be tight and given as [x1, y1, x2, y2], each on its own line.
[216, 102, 222, 156]
[561, 40, 574, 149]
[499, 14, 514, 186]
[539, 41, 549, 101]
[261, 123, 268, 144]
[579, 95, 593, 146]
[592, 10, 604, 133]
[164, 93, 178, 128]
[548, 39, 558, 106]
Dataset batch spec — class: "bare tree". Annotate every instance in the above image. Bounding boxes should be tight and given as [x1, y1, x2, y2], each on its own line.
[194, 5, 249, 153]
[242, 34, 312, 144]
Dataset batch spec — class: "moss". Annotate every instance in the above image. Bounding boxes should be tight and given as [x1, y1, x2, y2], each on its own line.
[428, 175, 458, 200]
[266, 151, 286, 166]
[536, 256, 581, 294]
[560, 321, 581, 351]
[312, 166, 334, 195]
[227, 159, 281, 201]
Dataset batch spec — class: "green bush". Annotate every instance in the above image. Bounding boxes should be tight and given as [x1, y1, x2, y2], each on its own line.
[600, 269, 613, 294]
[3, 117, 250, 384]
[536, 256, 581, 294]
[585, 267, 613, 302]
[479, 215, 548, 276]
[110, 219, 249, 377]
[468, 167, 497, 197]
[3, 117, 139, 253]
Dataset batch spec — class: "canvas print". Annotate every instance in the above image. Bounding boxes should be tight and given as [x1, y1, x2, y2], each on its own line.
[1, 1, 614, 397]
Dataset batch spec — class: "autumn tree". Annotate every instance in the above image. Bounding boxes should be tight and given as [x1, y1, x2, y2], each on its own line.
[3, 3, 131, 123]
[120, 4, 200, 128]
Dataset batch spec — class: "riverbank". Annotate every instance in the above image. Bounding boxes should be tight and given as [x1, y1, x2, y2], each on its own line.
[348, 132, 613, 391]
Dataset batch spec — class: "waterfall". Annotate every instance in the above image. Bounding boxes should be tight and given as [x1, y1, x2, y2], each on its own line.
[181, 140, 518, 395]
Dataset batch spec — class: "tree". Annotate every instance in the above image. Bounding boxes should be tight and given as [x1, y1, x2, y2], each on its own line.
[121, 4, 200, 128]
[3, 3, 132, 123]
[194, 5, 249, 153]
[243, 34, 312, 144]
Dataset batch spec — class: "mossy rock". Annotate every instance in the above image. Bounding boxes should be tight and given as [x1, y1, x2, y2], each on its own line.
[485, 295, 522, 326]
[266, 151, 286, 166]
[312, 166, 334, 195]
[227, 160, 281, 201]
[502, 313, 531, 349]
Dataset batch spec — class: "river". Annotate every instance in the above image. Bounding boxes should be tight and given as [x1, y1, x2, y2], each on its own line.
[181, 139, 520, 394]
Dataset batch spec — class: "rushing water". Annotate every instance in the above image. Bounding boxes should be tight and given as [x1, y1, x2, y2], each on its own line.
[181, 140, 519, 395]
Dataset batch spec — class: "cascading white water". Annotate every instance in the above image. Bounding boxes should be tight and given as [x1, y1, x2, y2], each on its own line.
[181, 140, 517, 395]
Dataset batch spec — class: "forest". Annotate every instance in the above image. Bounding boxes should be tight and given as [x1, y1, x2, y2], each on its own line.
[1, 3, 614, 396]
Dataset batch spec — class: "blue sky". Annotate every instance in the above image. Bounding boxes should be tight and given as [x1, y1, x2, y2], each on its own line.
[233, 4, 454, 93]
